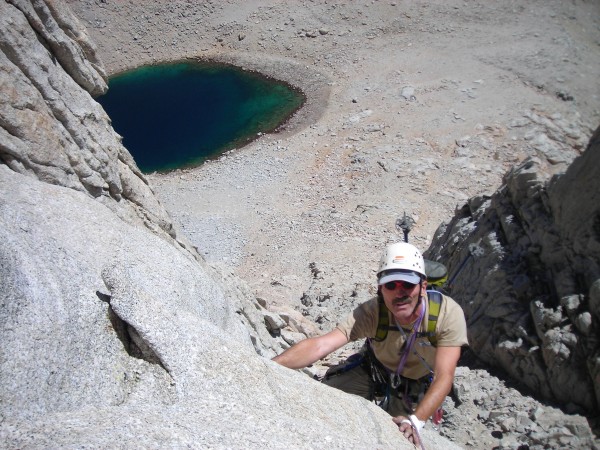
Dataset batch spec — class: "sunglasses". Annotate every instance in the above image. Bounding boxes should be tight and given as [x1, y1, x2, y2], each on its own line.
[383, 280, 418, 291]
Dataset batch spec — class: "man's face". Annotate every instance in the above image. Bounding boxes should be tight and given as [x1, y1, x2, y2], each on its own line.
[380, 278, 426, 324]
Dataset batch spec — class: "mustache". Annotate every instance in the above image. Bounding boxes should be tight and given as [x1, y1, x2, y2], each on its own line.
[392, 296, 411, 304]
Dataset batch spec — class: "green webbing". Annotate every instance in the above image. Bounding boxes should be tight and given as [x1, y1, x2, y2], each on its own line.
[426, 290, 443, 347]
[374, 295, 389, 342]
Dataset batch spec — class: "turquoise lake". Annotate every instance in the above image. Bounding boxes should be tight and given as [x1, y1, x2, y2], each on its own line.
[97, 62, 305, 173]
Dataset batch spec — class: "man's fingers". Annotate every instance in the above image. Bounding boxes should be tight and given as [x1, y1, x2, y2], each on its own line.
[406, 429, 420, 446]
[413, 435, 421, 446]
[393, 415, 421, 446]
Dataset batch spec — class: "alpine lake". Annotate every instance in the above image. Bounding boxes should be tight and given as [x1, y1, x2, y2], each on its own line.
[97, 61, 305, 174]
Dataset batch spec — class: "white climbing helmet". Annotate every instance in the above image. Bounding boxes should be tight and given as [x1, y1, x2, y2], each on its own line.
[377, 242, 426, 284]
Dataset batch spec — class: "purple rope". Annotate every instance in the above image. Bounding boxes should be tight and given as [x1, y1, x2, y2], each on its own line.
[395, 299, 426, 376]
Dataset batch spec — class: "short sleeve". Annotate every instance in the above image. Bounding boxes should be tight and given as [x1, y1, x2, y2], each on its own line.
[335, 297, 379, 342]
[435, 295, 469, 347]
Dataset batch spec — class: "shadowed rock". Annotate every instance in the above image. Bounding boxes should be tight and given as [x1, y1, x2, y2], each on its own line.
[427, 128, 600, 415]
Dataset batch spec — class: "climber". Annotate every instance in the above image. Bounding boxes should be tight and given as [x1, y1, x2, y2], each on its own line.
[272, 242, 468, 447]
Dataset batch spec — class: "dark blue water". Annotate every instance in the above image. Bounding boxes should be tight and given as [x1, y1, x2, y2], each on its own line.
[97, 62, 305, 173]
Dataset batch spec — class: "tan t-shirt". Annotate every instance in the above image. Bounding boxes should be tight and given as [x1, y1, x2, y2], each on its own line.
[335, 293, 468, 380]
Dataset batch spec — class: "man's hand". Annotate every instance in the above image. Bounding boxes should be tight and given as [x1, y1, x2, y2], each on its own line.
[392, 415, 422, 446]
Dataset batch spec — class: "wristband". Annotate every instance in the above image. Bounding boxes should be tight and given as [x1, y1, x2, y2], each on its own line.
[409, 414, 425, 433]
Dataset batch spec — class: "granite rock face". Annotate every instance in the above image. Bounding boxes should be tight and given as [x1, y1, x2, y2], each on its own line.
[0, 1, 461, 448]
[1, 0, 173, 239]
[427, 128, 600, 415]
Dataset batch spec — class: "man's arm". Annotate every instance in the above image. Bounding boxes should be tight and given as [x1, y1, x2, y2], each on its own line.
[413, 345, 461, 420]
[272, 328, 349, 369]
[393, 346, 461, 445]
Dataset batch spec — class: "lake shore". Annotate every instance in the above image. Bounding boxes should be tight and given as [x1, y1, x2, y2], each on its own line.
[69, 0, 598, 325]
